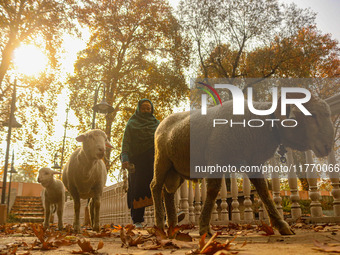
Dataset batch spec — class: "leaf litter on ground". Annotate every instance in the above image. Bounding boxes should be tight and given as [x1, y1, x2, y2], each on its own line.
[72, 238, 105, 254]
[313, 240, 340, 253]
[186, 232, 247, 255]
[119, 224, 197, 250]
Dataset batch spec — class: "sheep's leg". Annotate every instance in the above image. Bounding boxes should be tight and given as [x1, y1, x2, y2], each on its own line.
[89, 199, 94, 228]
[57, 202, 64, 230]
[164, 175, 184, 228]
[92, 196, 100, 232]
[150, 154, 172, 230]
[250, 177, 294, 235]
[70, 189, 81, 233]
[199, 178, 221, 236]
[43, 200, 51, 229]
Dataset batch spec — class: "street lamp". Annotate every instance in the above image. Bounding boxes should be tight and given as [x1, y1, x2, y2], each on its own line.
[51, 152, 61, 170]
[91, 82, 114, 129]
[85, 82, 114, 225]
[2, 116, 22, 128]
[59, 105, 69, 171]
[7, 150, 17, 214]
[1, 80, 22, 205]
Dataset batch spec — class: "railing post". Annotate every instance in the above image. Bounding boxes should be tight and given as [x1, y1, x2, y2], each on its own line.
[270, 158, 283, 217]
[194, 182, 202, 224]
[113, 187, 118, 224]
[180, 181, 189, 224]
[231, 173, 240, 222]
[144, 206, 151, 225]
[287, 149, 302, 219]
[211, 190, 219, 222]
[306, 150, 323, 217]
[328, 150, 340, 216]
[220, 175, 229, 223]
[175, 188, 181, 214]
[188, 181, 195, 223]
[258, 198, 269, 220]
[243, 174, 253, 221]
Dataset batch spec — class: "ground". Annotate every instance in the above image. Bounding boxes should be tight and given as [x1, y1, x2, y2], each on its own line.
[0, 222, 339, 254]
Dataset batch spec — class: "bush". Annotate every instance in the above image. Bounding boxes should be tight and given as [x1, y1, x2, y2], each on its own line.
[7, 213, 19, 223]
[280, 196, 333, 215]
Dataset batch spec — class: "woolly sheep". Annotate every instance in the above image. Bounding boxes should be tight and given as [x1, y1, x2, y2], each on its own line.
[62, 129, 113, 232]
[151, 94, 334, 236]
[37, 167, 65, 230]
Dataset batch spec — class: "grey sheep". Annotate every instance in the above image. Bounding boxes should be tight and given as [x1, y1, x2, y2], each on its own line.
[37, 167, 65, 230]
[62, 129, 113, 233]
[151, 94, 334, 236]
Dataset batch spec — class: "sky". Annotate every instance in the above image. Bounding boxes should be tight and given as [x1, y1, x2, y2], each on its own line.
[280, 0, 340, 41]
[168, 0, 340, 41]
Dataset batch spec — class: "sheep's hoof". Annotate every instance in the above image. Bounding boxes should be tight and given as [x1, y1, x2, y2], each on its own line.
[199, 226, 213, 237]
[93, 225, 100, 232]
[73, 224, 80, 233]
[276, 220, 295, 235]
[156, 221, 165, 230]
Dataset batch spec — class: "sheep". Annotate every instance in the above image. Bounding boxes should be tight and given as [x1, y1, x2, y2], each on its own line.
[37, 167, 65, 230]
[62, 129, 113, 233]
[150, 94, 334, 236]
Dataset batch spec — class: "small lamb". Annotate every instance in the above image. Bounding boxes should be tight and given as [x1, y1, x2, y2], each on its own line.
[62, 129, 113, 233]
[37, 167, 65, 230]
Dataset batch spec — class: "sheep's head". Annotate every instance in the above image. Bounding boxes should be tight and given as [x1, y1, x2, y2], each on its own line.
[76, 129, 113, 160]
[37, 168, 60, 187]
[277, 96, 334, 157]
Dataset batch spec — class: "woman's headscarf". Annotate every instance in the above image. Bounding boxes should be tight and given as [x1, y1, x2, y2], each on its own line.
[121, 99, 160, 160]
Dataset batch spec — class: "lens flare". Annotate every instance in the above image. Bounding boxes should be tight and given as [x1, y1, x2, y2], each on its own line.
[13, 45, 48, 76]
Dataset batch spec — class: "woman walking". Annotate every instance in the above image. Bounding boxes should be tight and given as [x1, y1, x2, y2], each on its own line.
[121, 99, 159, 228]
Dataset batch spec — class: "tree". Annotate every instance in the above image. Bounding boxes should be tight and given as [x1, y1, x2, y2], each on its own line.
[178, 0, 316, 80]
[0, 0, 76, 100]
[68, 0, 190, 172]
[0, 0, 77, 179]
[245, 26, 339, 80]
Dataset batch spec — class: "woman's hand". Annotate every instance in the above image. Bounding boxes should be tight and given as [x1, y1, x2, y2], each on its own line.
[122, 161, 129, 169]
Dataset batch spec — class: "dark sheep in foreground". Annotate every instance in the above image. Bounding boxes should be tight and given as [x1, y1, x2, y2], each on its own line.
[151, 94, 334, 235]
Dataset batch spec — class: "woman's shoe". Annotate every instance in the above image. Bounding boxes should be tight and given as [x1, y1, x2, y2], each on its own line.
[134, 222, 143, 229]
[177, 211, 185, 223]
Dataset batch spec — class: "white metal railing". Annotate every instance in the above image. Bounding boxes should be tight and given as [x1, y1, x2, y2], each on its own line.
[63, 148, 340, 227]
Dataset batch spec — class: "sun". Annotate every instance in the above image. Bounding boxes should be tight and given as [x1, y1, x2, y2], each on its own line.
[13, 45, 48, 76]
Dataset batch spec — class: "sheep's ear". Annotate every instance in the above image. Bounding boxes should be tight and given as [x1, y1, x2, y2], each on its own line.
[105, 140, 113, 149]
[49, 169, 61, 175]
[76, 134, 86, 142]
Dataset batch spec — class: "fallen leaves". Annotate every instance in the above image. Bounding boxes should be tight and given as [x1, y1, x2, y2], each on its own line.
[0, 223, 102, 254]
[258, 221, 275, 236]
[3, 221, 340, 255]
[313, 240, 340, 253]
[31, 224, 76, 250]
[187, 232, 247, 255]
[72, 239, 104, 254]
[119, 224, 197, 250]
[120, 226, 146, 247]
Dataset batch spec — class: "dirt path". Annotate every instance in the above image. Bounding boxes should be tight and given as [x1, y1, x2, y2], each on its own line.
[1, 224, 339, 254]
